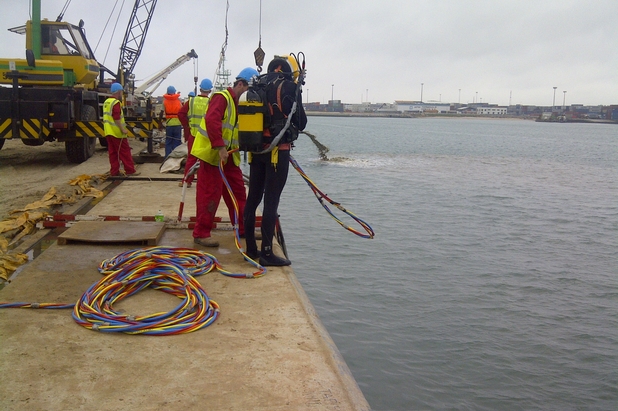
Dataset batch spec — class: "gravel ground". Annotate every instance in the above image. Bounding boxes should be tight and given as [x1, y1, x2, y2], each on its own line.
[0, 138, 150, 221]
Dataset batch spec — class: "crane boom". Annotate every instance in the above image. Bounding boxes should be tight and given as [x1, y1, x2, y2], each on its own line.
[117, 0, 157, 85]
[134, 49, 198, 97]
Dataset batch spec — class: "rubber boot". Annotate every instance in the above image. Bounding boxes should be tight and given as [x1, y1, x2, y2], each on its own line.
[245, 247, 260, 261]
[245, 236, 259, 261]
[259, 245, 291, 267]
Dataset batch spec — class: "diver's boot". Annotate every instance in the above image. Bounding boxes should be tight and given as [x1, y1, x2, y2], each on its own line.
[245, 248, 260, 261]
[259, 252, 291, 267]
[245, 237, 259, 261]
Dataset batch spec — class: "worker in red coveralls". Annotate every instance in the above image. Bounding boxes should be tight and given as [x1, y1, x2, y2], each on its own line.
[177, 79, 213, 187]
[103, 83, 140, 177]
[190, 68, 258, 247]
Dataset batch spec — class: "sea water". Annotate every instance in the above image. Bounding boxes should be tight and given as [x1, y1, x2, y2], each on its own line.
[268, 117, 617, 410]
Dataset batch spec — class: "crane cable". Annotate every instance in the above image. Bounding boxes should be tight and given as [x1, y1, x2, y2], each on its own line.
[56, 0, 72, 22]
[213, 0, 230, 88]
[254, 0, 265, 72]
[193, 54, 199, 94]
[290, 155, 375, 239]
[100, 0, 128, 66]
[94, 0, 122, 55]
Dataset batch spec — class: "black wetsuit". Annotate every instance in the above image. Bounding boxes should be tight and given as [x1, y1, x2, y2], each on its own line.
[244, 76, 307, 261]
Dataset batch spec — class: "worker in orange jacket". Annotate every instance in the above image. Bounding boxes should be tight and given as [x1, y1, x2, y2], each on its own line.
[163, 85, 182, 157]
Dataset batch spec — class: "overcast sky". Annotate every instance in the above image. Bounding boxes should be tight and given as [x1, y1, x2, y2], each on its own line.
[1, 0, 616, 106]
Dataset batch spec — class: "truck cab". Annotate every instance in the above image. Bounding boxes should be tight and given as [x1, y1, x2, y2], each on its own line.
[0, 19, 99, 88]
[0, 19, 102, 163]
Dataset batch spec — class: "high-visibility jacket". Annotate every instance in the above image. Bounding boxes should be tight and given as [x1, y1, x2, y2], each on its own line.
[188, 95, 210, 137]
[192, 89, 240, 167]
[163, 93, 182, 126]
[103, 98, 125, 138]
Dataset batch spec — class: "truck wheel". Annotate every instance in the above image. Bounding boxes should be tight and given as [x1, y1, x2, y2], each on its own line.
[0, 139, 4, 150]
[66, 105, 97, 163]
[99, 137, 108, 148]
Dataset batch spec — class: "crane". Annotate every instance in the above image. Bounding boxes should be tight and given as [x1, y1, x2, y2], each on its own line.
[125, 49, 198, 117]
[0, 0, 180, 163]
[97, 0, 158, 88]
[134, 49, 199, 98]
[116, 0, 158, 86]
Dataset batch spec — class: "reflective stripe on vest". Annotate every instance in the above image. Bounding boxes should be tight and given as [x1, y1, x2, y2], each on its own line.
[103, 98, 125, 138]
[188, 95, 210, 137]
[192, 90, 240, 166]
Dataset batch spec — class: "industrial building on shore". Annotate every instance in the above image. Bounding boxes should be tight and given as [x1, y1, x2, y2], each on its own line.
[304, 100, 618, 121]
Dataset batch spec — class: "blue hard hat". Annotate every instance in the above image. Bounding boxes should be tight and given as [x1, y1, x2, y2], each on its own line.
[188, 91, 195, 97]
[199, 78, 213, 91]
[235, 67, 259, 83]
[167, 85, 176, 94]
[110, 82, 123, 93]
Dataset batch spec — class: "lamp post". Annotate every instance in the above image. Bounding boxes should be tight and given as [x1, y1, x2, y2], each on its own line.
[420, 83, 424, 103]
[562, 90, 566, 111]
[552, 86, 557, 112]
[458, 88, 461, 105]
[331, 84, 334, 111]
[306, 89, 309, 105]
[366, 88, 369, 103]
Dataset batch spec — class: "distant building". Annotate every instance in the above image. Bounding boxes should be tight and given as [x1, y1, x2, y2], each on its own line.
[304, 96, 616, 121]
[344, 102, 378, 112]
[456, 106, 477, 115]
[376, 103, 398, 113]
[328, 100, 344, 112]
[477, 106, 508, 116]
[394, 101, 450, 113]
[305, 102, 323, 111]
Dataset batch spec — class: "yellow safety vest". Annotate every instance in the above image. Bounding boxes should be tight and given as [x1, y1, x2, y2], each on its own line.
[188, 95, 210, 137]
[103, 98, 126, 138]
[192, 90, 240, 166]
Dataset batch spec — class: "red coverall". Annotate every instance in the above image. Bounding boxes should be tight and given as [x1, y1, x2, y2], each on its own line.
[106, 102, 136, 176]
[192, 88, 246, 239]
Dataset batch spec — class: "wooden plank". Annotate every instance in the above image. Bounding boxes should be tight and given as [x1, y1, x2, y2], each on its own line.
[56, 221, 165, 245]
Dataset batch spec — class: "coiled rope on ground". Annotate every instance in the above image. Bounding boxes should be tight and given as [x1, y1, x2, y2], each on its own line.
[1, 245, 264, 335]
[73, 246, 220, 335]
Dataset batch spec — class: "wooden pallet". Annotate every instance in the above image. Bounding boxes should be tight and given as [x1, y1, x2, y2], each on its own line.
[57, 221, 165, 246]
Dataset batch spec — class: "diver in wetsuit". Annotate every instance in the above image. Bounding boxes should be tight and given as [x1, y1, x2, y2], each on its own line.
[244, 56, 307, 266]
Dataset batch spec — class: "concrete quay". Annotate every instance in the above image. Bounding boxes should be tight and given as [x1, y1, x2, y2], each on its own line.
[0, 160, 370, 411]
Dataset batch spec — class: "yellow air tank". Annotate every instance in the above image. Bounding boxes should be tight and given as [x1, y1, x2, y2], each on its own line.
[238, 101, 265, 152]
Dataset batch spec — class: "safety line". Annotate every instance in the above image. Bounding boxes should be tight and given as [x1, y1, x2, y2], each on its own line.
[289, 155, 375, 239]
[219, 149, 267, 275]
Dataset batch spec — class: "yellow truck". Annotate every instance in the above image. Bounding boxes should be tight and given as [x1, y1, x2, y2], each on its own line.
[0, 0, 158, 163]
